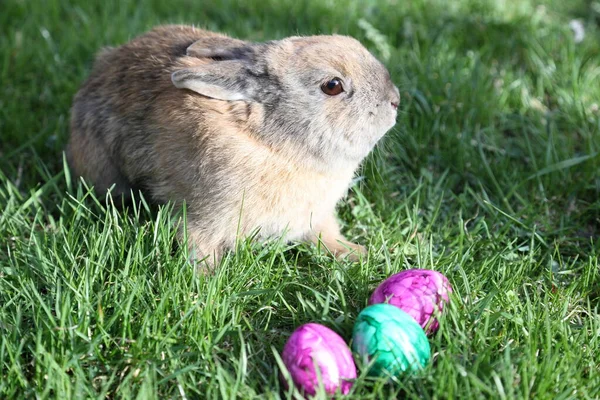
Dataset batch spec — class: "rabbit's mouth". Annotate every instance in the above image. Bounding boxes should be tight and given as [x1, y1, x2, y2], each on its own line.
[369, 104, 397, 127]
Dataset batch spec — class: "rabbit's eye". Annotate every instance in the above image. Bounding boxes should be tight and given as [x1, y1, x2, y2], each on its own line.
[321, 78, 344, 96]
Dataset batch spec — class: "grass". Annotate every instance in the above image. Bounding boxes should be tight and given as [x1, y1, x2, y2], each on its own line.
[1, 0, 600, 398]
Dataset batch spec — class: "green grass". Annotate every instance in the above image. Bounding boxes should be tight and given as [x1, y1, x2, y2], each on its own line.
[1, 0, 600, 398]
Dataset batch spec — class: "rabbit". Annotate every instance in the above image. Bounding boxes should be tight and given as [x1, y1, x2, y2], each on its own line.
[66, 24, 400, 270]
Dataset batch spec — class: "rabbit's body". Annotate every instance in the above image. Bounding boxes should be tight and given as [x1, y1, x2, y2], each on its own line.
[67, 25, 399, 267]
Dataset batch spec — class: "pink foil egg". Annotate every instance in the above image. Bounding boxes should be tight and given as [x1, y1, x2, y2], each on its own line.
[281, 323, 357, 397]
[369, 269, 452, 334]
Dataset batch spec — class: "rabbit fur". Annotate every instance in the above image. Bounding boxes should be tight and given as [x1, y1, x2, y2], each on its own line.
[66, 25, 400, 269]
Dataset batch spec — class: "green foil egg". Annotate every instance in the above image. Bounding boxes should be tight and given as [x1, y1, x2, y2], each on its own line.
[351, 303, 430, 377]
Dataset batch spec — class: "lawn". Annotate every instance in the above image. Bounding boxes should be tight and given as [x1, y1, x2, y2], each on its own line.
[1, 0, 599, 398]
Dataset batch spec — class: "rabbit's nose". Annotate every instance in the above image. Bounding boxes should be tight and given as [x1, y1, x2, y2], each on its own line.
[389, 86, 400, 109]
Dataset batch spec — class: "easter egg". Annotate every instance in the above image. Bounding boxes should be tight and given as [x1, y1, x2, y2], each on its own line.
[369, 269, 451, 333]
[281, 323, 357, 396]
[352, 304, 430, 377]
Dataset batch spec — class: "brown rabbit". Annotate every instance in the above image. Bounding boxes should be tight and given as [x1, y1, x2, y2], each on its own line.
[67, 25, 400, 269]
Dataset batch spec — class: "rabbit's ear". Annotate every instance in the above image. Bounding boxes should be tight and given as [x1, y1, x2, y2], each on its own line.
[171, 62, 250, 101]
[185, 37, 249, 60]
[172, 40, 258, 101]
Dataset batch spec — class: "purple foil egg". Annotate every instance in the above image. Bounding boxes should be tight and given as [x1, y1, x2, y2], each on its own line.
[281, 323, 357, 397]
[369, 269, 452, 334]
